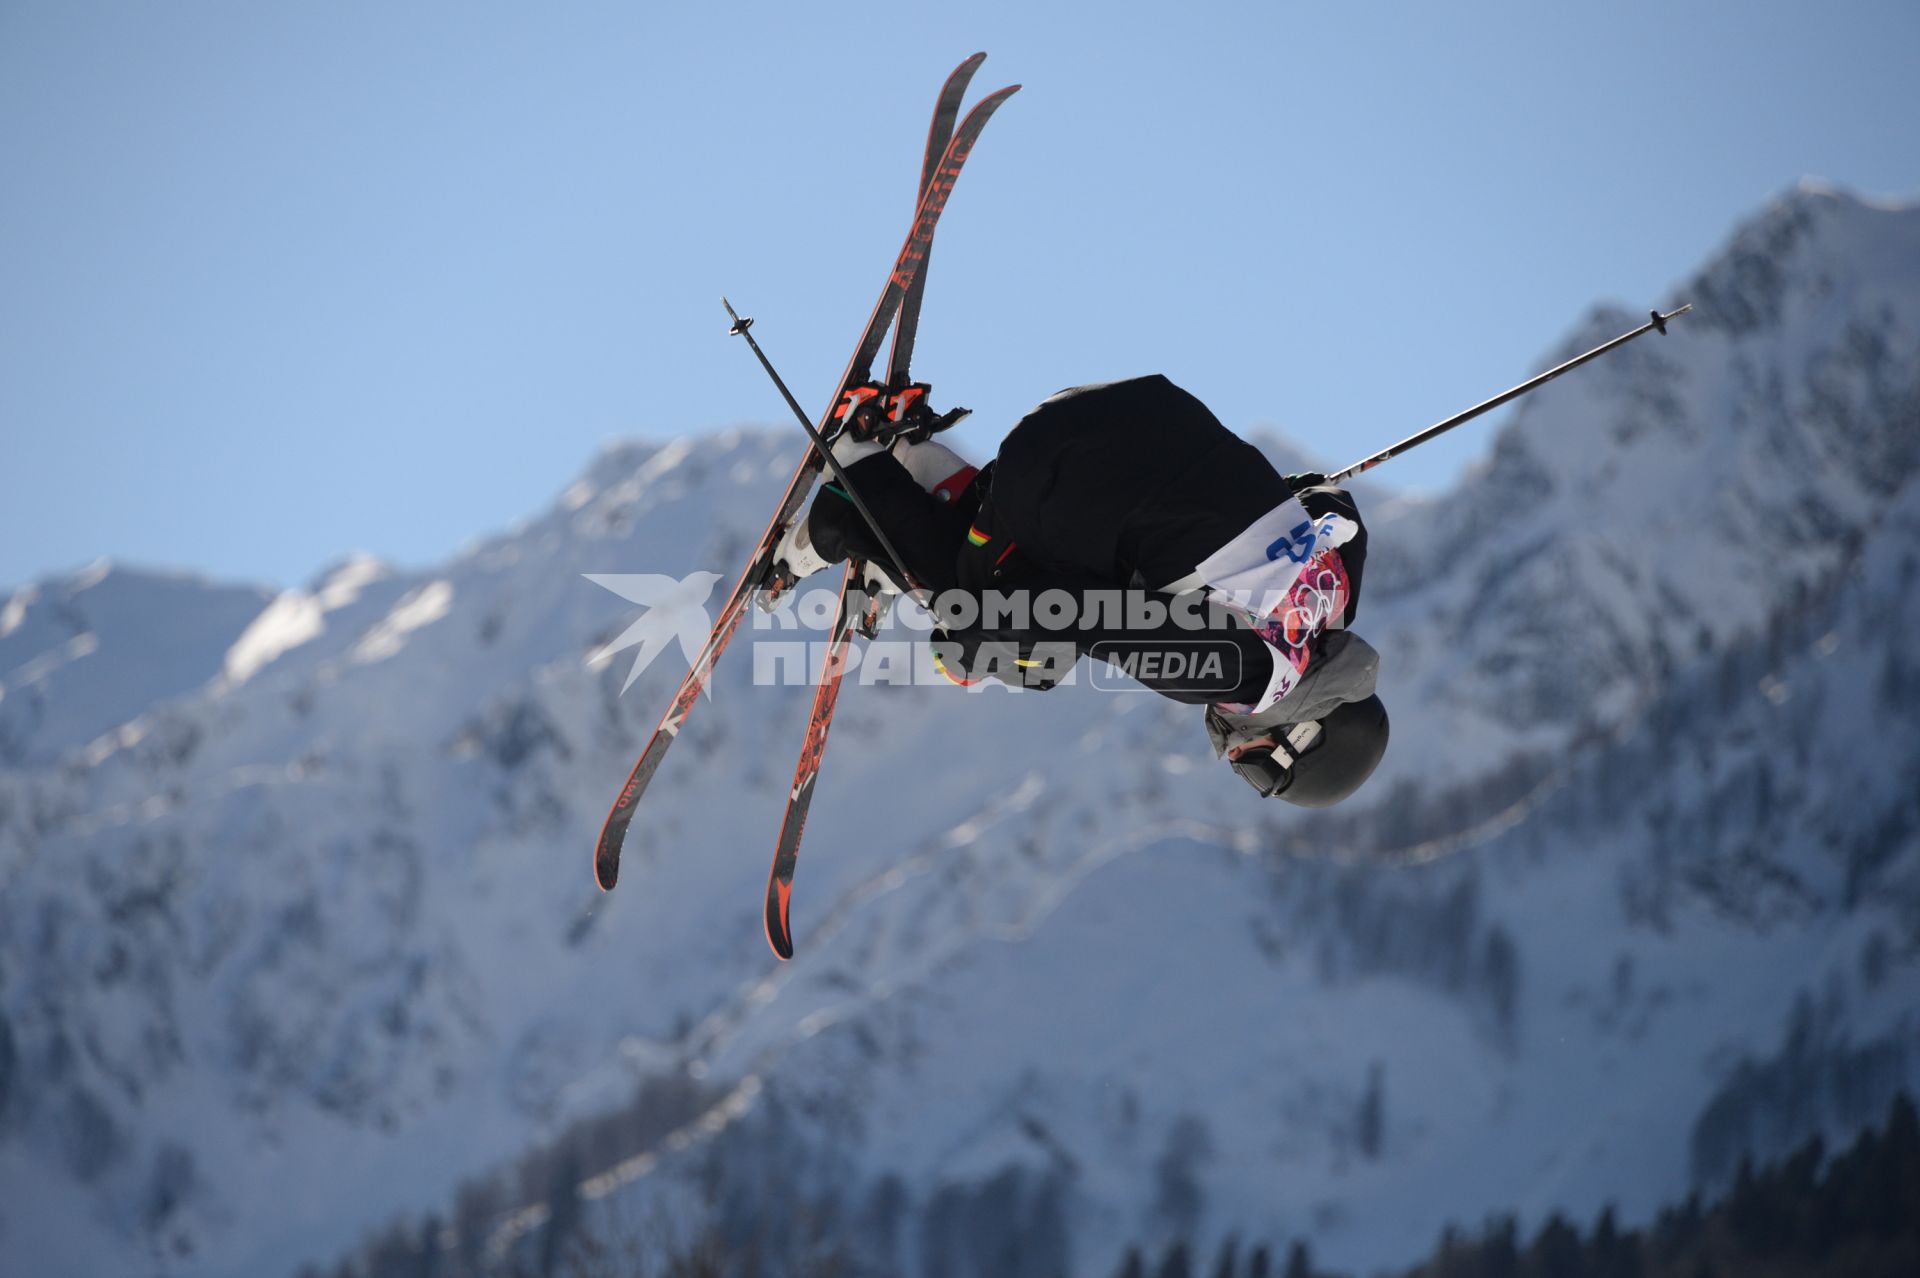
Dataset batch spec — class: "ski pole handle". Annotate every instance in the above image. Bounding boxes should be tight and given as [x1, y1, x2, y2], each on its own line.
[1328, 305, 1692, 484]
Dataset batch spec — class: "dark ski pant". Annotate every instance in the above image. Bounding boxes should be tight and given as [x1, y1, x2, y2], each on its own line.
[926, 585, 1281, 704]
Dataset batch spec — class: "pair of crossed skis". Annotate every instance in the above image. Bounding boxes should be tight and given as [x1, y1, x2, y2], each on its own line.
[594, 54, 1019, 961]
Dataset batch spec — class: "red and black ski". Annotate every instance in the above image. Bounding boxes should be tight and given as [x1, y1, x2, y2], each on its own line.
[889, 51, 982, 388]
[763, 562, 861, 957]
[760, 57, 992, 957]
[593, 57, 1017, 894]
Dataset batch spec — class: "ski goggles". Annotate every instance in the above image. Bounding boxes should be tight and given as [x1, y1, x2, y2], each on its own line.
[1225, 720, 1324, 798]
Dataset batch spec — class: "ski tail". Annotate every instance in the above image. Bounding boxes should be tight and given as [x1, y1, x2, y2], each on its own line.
[844, 82, 1019, 384]
[889, 52, 985, 385]
[764, 564, 860, 958]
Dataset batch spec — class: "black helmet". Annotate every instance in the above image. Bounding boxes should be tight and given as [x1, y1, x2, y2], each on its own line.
[1227, 694, 1389, 807]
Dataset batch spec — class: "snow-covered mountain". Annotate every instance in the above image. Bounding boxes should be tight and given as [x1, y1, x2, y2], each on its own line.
[0, 182, 1916, 1278]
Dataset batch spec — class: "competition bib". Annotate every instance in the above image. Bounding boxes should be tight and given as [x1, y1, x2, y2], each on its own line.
[1194, 496, 1358, 621]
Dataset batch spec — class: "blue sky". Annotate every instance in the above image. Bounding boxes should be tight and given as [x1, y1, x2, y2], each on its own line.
[3, 1, 1915, 592]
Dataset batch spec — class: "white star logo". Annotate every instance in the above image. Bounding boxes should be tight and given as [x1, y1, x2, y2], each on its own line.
[585, 572, 724, 694]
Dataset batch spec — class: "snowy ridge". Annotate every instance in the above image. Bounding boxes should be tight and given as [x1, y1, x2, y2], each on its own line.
[0, 185, 1916, 1277]
[0, 564, 274, 768]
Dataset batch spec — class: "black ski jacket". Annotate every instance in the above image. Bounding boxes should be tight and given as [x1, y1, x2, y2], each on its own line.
[808, 375, 1367, 702]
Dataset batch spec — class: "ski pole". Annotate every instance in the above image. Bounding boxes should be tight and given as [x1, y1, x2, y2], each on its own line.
[1328, 305, 1691, 484]
[721, 298, 930, 600]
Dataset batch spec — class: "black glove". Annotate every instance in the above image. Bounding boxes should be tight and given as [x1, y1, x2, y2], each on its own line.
[1283, 471, 1327, 493]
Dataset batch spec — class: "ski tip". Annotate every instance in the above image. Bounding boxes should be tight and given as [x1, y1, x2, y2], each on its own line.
[595, 815, 629, 890]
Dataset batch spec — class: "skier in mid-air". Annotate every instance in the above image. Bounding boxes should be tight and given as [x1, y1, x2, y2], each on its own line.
[589, 53, 1685, 962]
[770, 373, 1391, 807]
